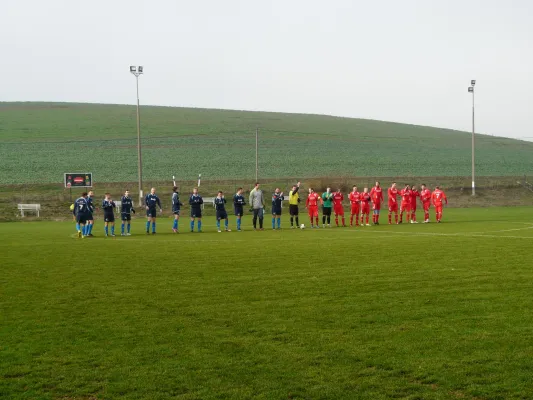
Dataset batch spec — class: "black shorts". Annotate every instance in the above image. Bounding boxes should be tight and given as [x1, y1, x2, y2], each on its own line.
[289, 205, 299, 216]
[172, 209, 181, 216]
[272, 207, 282, 216]
[121, 212, 131, 221]
[104, 213, 115, 223]
[76, 214, 88, 224]
[87, 213, 93, 221]
[216, 210, 228, 220]
[234, 206, 243, 217]
[322, 206, 332, 216]
[146, 208, 157, 218]
[191, 208, 202, 218]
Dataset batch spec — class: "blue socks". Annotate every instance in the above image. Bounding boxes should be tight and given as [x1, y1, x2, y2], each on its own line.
[152, 222, 156, 233]
[105, 226, 109, 235]
[111, 226, 115, 235]
[237, 218, 241, 230]
[272, 217, 275, 229]
[173, 219, 178, 230]
[127, 223, 131, 233]
[146, 221, 150, 232]
[121, 223, 125, 234]
[216, 220, 221, 230]
[277, 217, 281, 229]
[82, 225, 87, 236]
[87, 223, 93, 235]
[225, 220, 228, 230]
[76, 223, 80, 231]
[198, 220, 202, 232]
[190, 220, 194, 231]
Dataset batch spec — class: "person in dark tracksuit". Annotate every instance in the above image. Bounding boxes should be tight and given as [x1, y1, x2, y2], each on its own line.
[215, 191, 231, 232]
[120, 190, 135, 236]
[102, 193, 116, 237]
[189, 187, 204, 233]
[145, 187, 162, 235]
[271, 188, 284, 230]
[171, 186, 183, 233]
[233, 188, 246, 232]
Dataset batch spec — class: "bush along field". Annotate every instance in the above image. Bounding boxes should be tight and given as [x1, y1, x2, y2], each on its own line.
[2, 102, 533, 183]
[1, 207, 533, 399]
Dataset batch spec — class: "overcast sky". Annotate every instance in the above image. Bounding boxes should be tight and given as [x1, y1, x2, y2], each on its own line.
[2, 0, 532, 139]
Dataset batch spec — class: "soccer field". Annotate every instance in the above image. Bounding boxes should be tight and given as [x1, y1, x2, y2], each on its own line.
[1, 207, 533, 399]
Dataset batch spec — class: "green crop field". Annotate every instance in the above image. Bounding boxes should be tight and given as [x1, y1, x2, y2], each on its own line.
[2, 207, 533, 399]
[1, 102, 533, 184]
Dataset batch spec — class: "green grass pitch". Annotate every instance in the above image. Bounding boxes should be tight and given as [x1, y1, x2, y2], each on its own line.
[2, 207, 533, 399]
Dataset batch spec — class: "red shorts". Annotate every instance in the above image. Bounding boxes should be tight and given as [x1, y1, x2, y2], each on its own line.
[334, 205, 344, 216]
[423, 201, 431, 212]
[435, 205, 443, 214]
[400, 202, 411, 212]
[388, 203, 398, 213]
[308, 206, 318, 217]
[373, 202, 382, 211]
[350, 204, 360, 215]
[361, 204, 370, 214]
[411, 205, 417, 212]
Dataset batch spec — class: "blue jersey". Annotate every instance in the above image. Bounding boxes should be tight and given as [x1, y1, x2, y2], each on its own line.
[121, 196, 134, 214]
[172, 192, 183, 212]
[189, 194, 204, 209]
[233, 194, 246, 207]
[145, 193, 161, 209]
[214, 197, 227, 211]
[102, 199, 116, 214]
[86, 196, 95, 213]
[74, 197, 90, 216]
[272, 193, 284, 209]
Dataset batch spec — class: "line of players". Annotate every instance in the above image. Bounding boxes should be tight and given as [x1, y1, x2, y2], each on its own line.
[303, 181, 448, 229]
[71, 181, 448, 237]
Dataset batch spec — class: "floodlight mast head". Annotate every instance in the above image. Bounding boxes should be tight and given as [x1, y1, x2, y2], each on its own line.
[471, 79, 476, 86]
[129, 66, 143, 77]
[468, 87, 474, 93]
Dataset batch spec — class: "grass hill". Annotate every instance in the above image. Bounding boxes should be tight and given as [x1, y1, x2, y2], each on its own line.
[1, 102, 532, 184]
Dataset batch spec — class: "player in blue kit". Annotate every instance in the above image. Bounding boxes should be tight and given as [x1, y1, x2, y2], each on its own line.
[233, 188, 246, 231]
[214, 191, 231, 232]
[171, 186, 183, 233]
[85, 190, 95, 237]
[145, 187, 162, 235]
[189, 187, 204, 232]
[271, 188, 284, 229]
[120, 190, 135, 236]
[102, 193, 116, 237]
[73, 192, 91, 238]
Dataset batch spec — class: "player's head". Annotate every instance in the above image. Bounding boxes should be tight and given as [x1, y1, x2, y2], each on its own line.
[375, 181, 380, 187]
[363, 187, 368, 193]
[105, 192, 111, 199]
[217, 190, 223, 197]
[391, 182, 396, 188]
[151, 188, 156, 195]
[412, 185, 417, 191]
[308, 187, 314, 193]
[88, 190, 94, 197]
[292, 184, 297, 190]
[255, 182, 260, 189]
[421, 184, 426, 189]
[193, 187, 198, 195]
[275, 187, 280, 194]
[326, 186, 331, 192]
[405, 184, 410, 190]
[352, 185, 357, 191]
[337, 188, 341, 193]
[124, 190, 130, 197]
[435, 186, 440, 190]
[82, 192, 88, 198]
[237, 187, 243, 194]
[173, 186, 178, 193]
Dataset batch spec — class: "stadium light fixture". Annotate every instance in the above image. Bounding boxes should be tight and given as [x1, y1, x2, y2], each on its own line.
[130, 65, 144, 206]
[468, 80, 476, 196]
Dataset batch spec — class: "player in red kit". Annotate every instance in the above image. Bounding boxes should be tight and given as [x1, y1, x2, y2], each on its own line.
[399, 184, 412, 224]
[420, 184, 431, 223]
[370, 181, 384, 225]
[306, 188, 323, 228]
[410, 185, 420, 223]
[360, 187, 371, 226]
[387, 182, 400, 224]
[431, 186, 448, 223]
[332, 188, 346, 227]
[348, 186, 361, 226]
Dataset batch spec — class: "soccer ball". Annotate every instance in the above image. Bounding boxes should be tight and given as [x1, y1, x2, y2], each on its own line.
[300, 224, 305, 229]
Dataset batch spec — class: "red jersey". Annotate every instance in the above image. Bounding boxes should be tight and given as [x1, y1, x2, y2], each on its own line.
[349, 191, 361, 203]
[360, 193, 371, 205]
[306, 192, 321, 207]
[387, 187, 399, 206]
[410, 190, 420, 207]
[332, 192, 344, 206]
[431, 189, 447, 206]
[370, 186, 384, 204]
[400, 189, 412, 204]
[420, 188, 431, 203]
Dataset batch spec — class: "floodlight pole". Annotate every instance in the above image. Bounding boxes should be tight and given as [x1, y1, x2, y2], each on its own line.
[469, 80, 476, 196]
[130, 66, 144, 207]
[255, 127, 259, 182]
